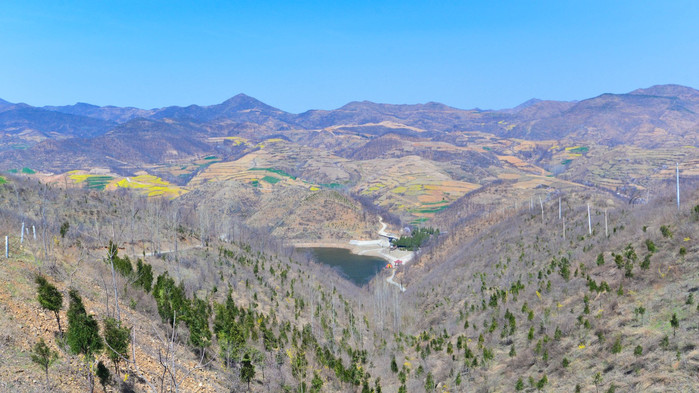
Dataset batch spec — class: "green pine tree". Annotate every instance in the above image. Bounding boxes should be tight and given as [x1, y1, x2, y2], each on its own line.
[30, 338, 59, 387]
[36, 275, 63, 335]
[425, 371, 435, 392]
[391, 355, 398, 373]
[66, 289, 103, 393]
[311, 371, 323, 393]
[103, 317, 130, 376]
[240, 353, 255, 390]
[670, 313, 679, 336]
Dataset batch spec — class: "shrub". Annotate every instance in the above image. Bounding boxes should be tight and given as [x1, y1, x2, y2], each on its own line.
[59, 221, 70, 238]
[660, 335, 670, 350]
[611, 336, 622, 354]
[660, 225, 673, 238]
[645, 239, 656, 253]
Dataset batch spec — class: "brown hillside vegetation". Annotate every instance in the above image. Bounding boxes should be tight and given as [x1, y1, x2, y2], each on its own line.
[0, 171, 697, 392]
[0, 177, 386, 392]
[394, 182, 698, 392]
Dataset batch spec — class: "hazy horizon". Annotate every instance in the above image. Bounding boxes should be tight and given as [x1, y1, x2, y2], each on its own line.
[2, 1, 699, 112]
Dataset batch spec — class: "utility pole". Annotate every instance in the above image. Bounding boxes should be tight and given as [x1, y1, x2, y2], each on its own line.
[587, 204, 592, 235]
[559, 197, 562, 220]
[563, 217, 566, 240]
[32, 225, 36, 240]
[676, 162, 680, 210]
[539, 196, 544, 223]
[20, 222, 24, 244]
[5, 236, 8, 258]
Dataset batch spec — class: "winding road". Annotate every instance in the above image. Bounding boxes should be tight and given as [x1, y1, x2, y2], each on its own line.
[353, 217, 411, 292]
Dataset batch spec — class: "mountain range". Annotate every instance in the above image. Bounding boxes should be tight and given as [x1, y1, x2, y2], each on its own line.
[2, 84, 698, 152]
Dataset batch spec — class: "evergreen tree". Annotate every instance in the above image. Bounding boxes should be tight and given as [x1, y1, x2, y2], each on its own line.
[30, 338, 58, 387]
[152, 271, 188, 325]
[134, 259, 153, 292]
[185, 295, 212, 354]
[240, 353, 255, 390]
[593, 372, 603, 393]
[36, 275, 63, 335]
[66, 289, 103, 393]
[670, 313, 679, 336]
[60, 221, 70, 238]
[425, 371, 436, 392]
[103, 317, 130, 376]
[611, 336, 622, 354]
[107, 240, 133, 277]
[311, 371, 323, 393]
[390, 355, 398, 373]
[375, 377, 382, 393]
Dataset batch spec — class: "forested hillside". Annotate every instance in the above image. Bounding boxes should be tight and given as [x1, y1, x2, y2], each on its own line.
[0, 173, 696, 392]
[0, 176, 399, 392]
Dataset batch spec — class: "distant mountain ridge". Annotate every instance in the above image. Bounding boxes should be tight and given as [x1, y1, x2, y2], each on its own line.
[43, 102, 154, 123]
[1, 84, 698, 172]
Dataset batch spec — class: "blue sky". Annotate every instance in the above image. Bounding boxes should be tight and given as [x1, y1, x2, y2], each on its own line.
[1, 1, 699, 112]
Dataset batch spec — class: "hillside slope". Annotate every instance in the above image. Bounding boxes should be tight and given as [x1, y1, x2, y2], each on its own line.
[0, 173, 696, 393]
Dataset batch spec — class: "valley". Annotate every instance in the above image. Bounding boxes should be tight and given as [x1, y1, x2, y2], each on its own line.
[0, 86, 697, 393]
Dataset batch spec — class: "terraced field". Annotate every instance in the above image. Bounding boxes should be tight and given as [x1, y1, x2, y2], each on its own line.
[559, 145, 699, 192]
[111, 173, 187, 197]
[68, 171, 114, 190]
[63, 170, 186, 197]
[16, 125, 689, 234]
[355, 156, 481, 221]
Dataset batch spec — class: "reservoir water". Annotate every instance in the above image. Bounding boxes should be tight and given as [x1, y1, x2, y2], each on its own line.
[296, 247, 386, 286]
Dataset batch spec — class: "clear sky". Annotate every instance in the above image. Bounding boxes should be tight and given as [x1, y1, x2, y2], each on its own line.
[2, 1, 699, 112]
